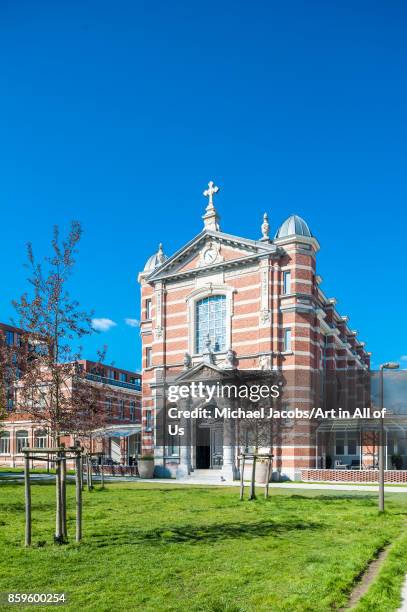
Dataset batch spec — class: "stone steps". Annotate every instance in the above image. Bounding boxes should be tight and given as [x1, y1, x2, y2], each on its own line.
[187, 469, 226, 482]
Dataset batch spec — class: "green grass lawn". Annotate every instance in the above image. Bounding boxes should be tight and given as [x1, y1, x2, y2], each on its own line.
[1, 482, 407, 611]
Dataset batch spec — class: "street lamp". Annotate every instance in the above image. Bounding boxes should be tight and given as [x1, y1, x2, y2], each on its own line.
[378, 362, 399, 512]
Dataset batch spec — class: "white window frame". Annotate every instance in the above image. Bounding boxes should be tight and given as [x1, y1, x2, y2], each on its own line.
[283, 270, 291, 295]
[0, 432, 10, 454]
[34, 429, 47, 449]
[283, 328, 292, 352]
[195, 295, 227, 354]
[16, 430, 29, 454]
[145, 410, 153, 432]
[186, 285, 234, 356]
[145, 298, 152, 320]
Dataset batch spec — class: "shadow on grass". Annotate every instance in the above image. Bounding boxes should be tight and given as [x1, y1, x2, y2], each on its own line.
[0, 501, 55, 514]
[286, 493, 377, 503]
[91, 518, 322, 547]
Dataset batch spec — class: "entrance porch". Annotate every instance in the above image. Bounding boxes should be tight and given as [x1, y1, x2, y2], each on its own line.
[309, 418, 407, 483]
[92, 424, 142, 466]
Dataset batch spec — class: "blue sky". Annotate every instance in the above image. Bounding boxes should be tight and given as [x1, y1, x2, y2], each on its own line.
[1, 1, 406, 372]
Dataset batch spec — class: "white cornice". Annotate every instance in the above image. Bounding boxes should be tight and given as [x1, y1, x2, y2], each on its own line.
[273, 234, 320, 252]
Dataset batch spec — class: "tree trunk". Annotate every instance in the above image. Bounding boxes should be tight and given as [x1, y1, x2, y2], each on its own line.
[55, 456, 63, 544]
[264, 457, 272, 499]
[24, 454, 31, 547]
[75, 453, 82, 542]
[79, 454, 84, 491]
[87, 456, 93, 491]
[61, 454, 67, 539]
[89, 458, 93, 489]
[249, 456, 257, 500]
[239, 454, 245, 501]
[100, 457, 104, 489]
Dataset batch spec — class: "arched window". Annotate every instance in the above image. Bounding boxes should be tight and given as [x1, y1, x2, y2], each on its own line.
[16, 430, 29, 453]
[34, 429, 47, 449]
[195, 295, 226, 354]
[0, 432, 10, 454]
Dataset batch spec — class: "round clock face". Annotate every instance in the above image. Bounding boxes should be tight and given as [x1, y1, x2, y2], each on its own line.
[203, 247, 217, 264]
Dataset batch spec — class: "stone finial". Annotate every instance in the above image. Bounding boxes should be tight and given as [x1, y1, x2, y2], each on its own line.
[202, 334, 215, 364]
[260, 212, 270, 241]
[183, 352, 192, 369]
[202, 181, 220, 231]
[259, 354, 271, 370]
[157, 243, 165, 265]
[224, 347, 236, 369]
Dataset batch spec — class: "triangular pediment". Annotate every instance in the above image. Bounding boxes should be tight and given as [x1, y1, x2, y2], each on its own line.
[173, 362, 235, 383]
[147, 229, 277, 282]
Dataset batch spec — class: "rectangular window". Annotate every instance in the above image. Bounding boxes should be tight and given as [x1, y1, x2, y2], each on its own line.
[195, 295, 226, 354]
[347, 437, 357, 456]
[130, 401, 136, 422]
[168, 436, 179, 457]
[145, 298, 152, 320]
[145, 410, 152, 431]
[35, 432, 47, 449]
[283, 329, 292, 352]
[107, 369, 116, 380]
[283, 271, 291, 295]
[6, 331, 14, 345]
[119, 373, 127, 383]
[130, 377, 141, 390]
[146, 347, 152, 368]
[16, 433, 29, 453]
[0, 435, 10, 454]
[106, 398, 113, 417]
[119, 400, 125, 419]
[335, 437, 345, 455]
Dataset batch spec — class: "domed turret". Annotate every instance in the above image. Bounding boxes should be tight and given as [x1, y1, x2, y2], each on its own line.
[143, 243, 167, 273]
[274, 214, 312, 239]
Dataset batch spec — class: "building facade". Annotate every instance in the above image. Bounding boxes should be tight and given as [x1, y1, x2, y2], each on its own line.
[0, 323, 142, 467]
[139, 183, 371, 480]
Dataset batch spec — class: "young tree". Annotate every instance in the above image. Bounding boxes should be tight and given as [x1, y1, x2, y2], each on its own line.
[6, 222, 111, 545]
[68, 349, 110, 452]
[12, 221, 94, 445]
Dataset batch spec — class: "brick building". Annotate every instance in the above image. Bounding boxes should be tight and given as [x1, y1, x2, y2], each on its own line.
[138, 182, 373, 481]
[0, 323, 142, 467]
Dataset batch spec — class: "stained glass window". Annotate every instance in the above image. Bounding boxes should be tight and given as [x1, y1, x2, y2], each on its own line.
[195, 295, 226, 354]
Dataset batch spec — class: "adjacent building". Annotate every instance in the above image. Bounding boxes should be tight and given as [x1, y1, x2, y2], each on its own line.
[0, 323, 142, 467]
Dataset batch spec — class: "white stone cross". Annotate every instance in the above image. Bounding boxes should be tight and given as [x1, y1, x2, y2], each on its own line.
[203, 181, 219, 208]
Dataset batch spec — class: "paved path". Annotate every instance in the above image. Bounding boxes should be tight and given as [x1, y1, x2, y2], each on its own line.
[2, 471, 407, 493]
[137, 479, 407, 493]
